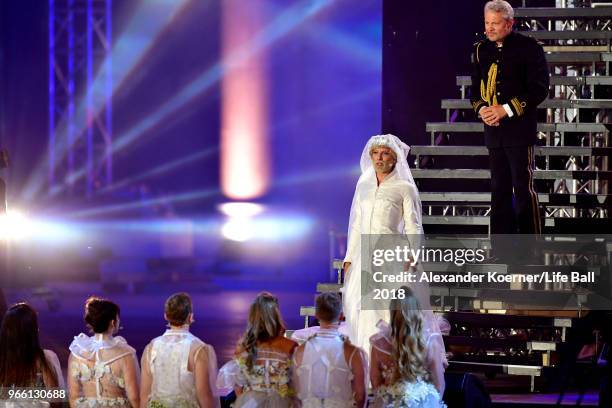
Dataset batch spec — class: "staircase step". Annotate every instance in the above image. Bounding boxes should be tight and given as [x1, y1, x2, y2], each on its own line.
[420, 192, 611, 207]
[300, 306, 315, 317]
[444, 311, 572, 329]
[413, 168, 612, 180]
[442, 98, 612, 110]
[522, 30, 612, 40]
[312, 285, 485, 299]
[447, 361, 543, 377]
[425, 122, 611, 133]
[544, 51, 612, 62]
[413, 144, 612, 156]
[457, 75, 612, 87]
[444, 336, 557, 351]
[300, 309, 576, 329]
[423, 216, 491, 226]
[424, 216, 571, 228]
[447, 288, 590, 310]
[514, 7, 612, 19]
[543, 45, 609, 52]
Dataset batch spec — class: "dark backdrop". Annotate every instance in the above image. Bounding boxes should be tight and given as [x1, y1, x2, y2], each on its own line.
[382, 0, 556, 146]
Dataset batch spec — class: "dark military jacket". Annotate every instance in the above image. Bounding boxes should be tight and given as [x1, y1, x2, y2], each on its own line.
[470, 31, 549, 148]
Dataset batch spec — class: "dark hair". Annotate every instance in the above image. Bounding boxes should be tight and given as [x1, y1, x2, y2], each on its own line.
[239, 292, 285, 370]
[0, 303, 57, 387]
[84, 297, 120, 333]
[164, 292, 192, 326]
[315, 292, 342, 323]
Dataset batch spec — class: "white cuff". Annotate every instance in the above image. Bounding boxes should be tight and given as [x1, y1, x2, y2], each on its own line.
[503, 103, 514, 118]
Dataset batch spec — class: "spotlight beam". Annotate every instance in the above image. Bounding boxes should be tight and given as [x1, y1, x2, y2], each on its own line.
[63, 162, 358, 219]
[221, 0, 269, 199]
[269, 85, 381, 134]
[305, 23, 381, 66]
[23, 0, 194, 200]
[88, 147, 218, 195]
[55, 0, 336, 193]
[64, 187, 220, 218]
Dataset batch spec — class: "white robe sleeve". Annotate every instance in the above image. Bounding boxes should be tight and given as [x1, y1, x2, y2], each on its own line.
[216, 359, 246, 396]
[402, 184, 423, 249]
[344, 188, 362, 263]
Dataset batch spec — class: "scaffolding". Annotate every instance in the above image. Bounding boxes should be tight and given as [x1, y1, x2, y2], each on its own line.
[48, 0, 112, 197]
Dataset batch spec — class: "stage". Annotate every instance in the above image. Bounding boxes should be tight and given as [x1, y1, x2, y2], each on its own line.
[1, 0, 610, 406]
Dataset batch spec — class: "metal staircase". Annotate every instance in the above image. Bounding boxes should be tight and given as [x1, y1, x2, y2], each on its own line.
[295, 3, 612, 397]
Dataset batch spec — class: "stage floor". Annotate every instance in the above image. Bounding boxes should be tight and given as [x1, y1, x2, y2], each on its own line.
[3, 279, 312, 367]
[3, 280, 602, 406]
[492, 392, 599, 406]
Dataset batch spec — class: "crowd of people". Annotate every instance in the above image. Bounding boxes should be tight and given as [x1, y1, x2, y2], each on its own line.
[0, 289, 446, 408]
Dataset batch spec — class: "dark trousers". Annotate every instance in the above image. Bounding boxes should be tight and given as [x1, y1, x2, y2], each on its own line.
[488, 145, 541, 234]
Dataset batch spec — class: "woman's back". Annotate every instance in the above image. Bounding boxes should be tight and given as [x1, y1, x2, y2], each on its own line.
[218, 336, 297, 407]
[369, 324, 446, 408]
[0, 303, 63, 407]
[69, 334, 137, 408]
[241, 336, 295, 392]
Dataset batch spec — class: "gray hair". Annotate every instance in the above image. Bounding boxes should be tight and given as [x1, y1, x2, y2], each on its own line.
[484, 0, 514, 20]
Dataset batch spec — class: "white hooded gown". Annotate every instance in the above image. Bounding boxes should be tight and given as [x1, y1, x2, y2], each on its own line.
[342, 134, 441, 360]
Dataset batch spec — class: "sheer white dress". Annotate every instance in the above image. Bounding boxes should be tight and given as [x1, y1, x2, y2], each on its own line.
[344, 134, 431, 358]
[142, 328, 221, 408]
[217, 347, 294, 408]
[68, 334, 139, 408]
[293, 328, 367, 408]
[369, 321, 446, 408]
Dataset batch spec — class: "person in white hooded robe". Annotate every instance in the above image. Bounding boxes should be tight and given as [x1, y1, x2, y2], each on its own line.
[342, 134, 447, 365]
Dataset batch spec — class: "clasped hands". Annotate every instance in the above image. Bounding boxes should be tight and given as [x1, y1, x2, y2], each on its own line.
[479, 105, 507, 127]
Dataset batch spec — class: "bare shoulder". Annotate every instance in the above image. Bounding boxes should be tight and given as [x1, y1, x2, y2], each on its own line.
[277, 336, 298, 354]
[292, 342, 306, 364]
[342, 341, 365, 365]
[191, 335, 207, 348]
[370, 335, 385, 346]
[342, 341, 358, 355]
[142, 341, 152, 355]
[43, 349, 59, 363]
[113, 342, 137, 359]
[370, 335, 391, 353]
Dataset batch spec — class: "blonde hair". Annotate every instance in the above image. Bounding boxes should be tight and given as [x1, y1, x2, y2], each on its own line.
[369, 144, 398, 161]
[389, 287, 430, 383]
[485, 0, 514, 20]
[238, 292, 285, 371]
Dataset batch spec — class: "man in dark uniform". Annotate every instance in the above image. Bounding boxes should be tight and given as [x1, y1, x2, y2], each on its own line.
[470, 0, 549, 234]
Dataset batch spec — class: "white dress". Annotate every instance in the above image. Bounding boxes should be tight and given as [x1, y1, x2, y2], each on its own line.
[369, 322, 446, 408]
[343, 168, 424, 355]
[144, 329, 221, 408]
[290, 323, 351, 344]
[69, 334, 138, 408]
[217, 347, 294, 408]
[293, 328, 364, 408]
